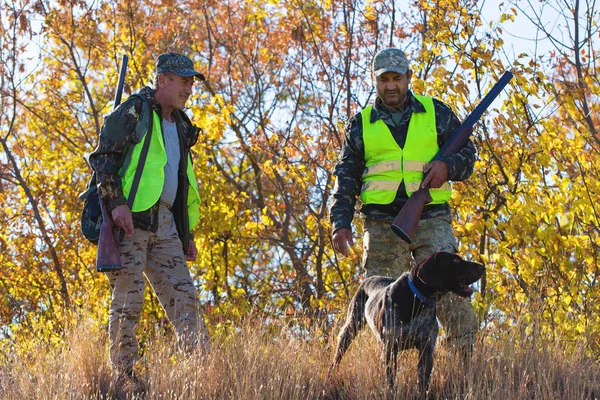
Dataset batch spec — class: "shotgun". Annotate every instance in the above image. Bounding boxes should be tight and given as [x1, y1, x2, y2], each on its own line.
[391, 71, 514, 244]
[96, 54, 129, 272]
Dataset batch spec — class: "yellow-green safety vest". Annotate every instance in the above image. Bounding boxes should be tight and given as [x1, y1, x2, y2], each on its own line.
[359, 95, 452, 205]
[120, 111, 201, 230]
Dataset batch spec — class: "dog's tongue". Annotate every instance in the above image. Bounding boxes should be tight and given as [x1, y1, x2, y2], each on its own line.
[459, 286, 475, 297]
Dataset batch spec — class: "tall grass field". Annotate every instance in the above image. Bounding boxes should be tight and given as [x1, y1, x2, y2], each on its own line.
[1, 314, 598, 399]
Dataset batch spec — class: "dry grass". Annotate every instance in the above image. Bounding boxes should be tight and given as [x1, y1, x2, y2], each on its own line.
[1, 315, 598, 400]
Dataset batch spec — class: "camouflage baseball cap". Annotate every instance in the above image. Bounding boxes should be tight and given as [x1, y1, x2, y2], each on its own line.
[372, 48, 409, 76]
[156, 52, 205, 81]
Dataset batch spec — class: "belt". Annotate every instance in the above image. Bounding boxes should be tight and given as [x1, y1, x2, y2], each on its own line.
[159, 200, 172, 210]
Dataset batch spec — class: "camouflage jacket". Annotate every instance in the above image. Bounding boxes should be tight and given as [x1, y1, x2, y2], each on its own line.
[329, 92, 477, 234]
[89, 86, 200, 245]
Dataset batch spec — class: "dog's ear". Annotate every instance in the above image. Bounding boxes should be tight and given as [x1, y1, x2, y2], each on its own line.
[413, 253, 444, 289]
[418, 252, 465, 287]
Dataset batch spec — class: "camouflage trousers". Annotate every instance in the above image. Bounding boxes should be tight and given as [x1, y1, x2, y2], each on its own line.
[106, 204, 208, 373]
[362, 217, 478, 350]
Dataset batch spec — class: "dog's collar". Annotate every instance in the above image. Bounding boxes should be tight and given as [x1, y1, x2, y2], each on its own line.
[407, 275, 435, 306]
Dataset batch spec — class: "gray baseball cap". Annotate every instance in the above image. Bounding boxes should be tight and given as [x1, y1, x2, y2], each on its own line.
[372, 48, 409, 76]
[156, 52, 205, 81]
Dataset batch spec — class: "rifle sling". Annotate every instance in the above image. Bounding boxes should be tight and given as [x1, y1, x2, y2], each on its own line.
[127, 98, 154, 210]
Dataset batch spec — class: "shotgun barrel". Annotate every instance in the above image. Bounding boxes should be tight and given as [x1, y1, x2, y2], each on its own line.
[391, 71, 514, 243]
[96, 54, 129, 272]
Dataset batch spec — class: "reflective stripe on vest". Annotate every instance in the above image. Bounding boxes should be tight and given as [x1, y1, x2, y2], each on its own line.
[359, 96, 452, 204]
[121, 111, 201, 229]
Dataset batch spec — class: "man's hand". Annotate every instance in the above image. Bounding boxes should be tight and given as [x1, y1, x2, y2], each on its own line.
[332, 228, 354, 257]
[111, 205, 134, 236]
[421, 160, 448, 189]
[186, 239, 198, 261]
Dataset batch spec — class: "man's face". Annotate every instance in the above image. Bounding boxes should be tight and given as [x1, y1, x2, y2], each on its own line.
[375, 70, 412, 108]
[158, 72, 195, 110]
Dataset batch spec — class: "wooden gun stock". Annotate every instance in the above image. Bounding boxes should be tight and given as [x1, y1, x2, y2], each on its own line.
[391, 71, 514, 243]
[390, 186, 432, 243]
[96, 201, 123, 272]
[96, 54, 128, 272]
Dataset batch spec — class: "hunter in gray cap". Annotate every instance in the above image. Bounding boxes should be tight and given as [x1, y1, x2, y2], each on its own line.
[330, 46, 479, 362]
[369, 48, 413, 108]
[372, 48, 410, 77]
[156, 52, 206, 81]
[89, 51, 210, 384]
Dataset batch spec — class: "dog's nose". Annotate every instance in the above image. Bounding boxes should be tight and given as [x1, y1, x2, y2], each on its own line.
[475, 263, 485, 278]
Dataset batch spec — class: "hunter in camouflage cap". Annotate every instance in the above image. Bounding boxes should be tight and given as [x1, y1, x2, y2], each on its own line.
[372, 48, 410, 77]
[156, 52, 206, 81]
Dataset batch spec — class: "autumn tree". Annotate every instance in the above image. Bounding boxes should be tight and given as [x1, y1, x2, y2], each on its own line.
[1, 0, 598, 360]
[446, 0, 600, 357]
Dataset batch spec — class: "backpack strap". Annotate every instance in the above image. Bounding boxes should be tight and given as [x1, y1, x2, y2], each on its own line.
[78, 173, 96, 200]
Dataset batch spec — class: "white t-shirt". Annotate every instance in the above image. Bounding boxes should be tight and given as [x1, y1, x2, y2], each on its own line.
[159, 118, 180, 207]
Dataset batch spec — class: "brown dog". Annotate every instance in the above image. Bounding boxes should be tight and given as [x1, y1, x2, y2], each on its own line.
[330, 252, 485, 396]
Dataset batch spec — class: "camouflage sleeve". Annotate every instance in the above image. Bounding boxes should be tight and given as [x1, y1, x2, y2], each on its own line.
[432, 99, 477, 182]
[88, 96, 143, 211]
[329, 113, 365, 234]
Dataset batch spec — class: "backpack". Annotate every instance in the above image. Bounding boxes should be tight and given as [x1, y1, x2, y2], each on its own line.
[79, 95, 152, 244]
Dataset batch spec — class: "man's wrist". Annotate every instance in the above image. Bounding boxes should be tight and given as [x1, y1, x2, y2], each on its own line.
[108, 197, 127, 212]
[332, 223, 351, 235]
[437, 156, 458, 180]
